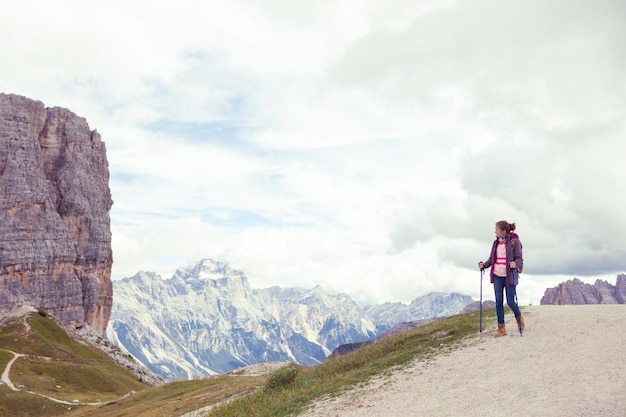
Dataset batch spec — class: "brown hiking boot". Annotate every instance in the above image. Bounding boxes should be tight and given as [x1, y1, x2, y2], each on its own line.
[517, 315, 525, 332]
[494, 323, 507, 337]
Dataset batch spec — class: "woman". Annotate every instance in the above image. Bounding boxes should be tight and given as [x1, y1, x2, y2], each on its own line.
[478, 221, 525, 337]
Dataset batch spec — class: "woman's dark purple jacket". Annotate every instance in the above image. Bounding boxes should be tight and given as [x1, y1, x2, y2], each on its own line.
[482, 233, 523, 286]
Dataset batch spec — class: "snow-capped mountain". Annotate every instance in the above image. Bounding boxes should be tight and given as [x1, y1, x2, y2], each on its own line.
[105, 258, 475, 381]
[105, 259, 376, 381]
[364, 292, 475, 332]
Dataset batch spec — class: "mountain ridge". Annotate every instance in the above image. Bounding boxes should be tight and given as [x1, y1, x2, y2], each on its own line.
[541, 274, 625, 304]
[105, 258, 476, 381]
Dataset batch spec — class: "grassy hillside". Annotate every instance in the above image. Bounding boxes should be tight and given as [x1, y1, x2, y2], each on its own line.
[69, 373, 267, 417]
[208, 308, 496, 417]
[1, 307, 496, 417]
[0, 310, 150, 417]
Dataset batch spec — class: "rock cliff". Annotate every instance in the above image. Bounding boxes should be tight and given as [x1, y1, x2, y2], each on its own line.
[540, 274, 626, 305]
[0, 93, 113, 335]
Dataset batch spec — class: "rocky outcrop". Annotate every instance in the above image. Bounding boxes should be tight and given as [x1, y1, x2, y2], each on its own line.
[0, 93, 113, 335]
[326, 341, 373, 360]
[540, 275, 626, 305]
[613, 274, 626, 304]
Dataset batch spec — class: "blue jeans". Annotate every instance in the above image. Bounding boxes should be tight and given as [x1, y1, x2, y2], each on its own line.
[493, 275, 521, 324]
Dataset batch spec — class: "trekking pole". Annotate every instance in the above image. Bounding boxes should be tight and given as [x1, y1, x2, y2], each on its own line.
[513, 269, 522, 337]
[479, 268, 484, 333]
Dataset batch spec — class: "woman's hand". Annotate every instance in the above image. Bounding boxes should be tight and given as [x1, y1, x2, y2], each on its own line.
[478, 261, 484, 270]
[510, 261, 516, 269]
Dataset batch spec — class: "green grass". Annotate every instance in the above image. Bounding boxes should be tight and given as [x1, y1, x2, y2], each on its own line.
[0, 307, 498, 417]
[0, 349, 12, 370]
[0, 388, 72, 417]
[69, 374, 266, 417]
[0, 312, 106, 359]
[0, 312, 151, 416]
[11, 358, 147, 401]
[208, 308, 497, 417]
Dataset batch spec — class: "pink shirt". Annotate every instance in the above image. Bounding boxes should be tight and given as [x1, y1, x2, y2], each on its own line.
[494, 240, 507, 277]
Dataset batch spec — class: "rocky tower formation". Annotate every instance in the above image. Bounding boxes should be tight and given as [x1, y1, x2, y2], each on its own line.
[540, 275, 626, 305]
[0, 93, 113, 335]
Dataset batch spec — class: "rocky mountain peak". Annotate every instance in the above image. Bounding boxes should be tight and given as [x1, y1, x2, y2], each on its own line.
[106, 258, 478, 381]
[540, 275, 626, 305]
[173, 258, 247, 284]
[0, 93, 113, 335]
[107, 260, 381, 380]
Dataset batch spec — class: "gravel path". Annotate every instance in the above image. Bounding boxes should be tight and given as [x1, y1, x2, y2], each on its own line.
[1, 350, 24, 390]
[299, 305, 626, 417]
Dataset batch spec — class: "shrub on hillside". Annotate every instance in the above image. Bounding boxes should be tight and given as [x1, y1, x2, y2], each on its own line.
[265, 365, 299, 389]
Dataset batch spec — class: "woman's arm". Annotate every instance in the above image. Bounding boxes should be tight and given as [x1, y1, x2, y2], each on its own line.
[511, 238, 523, 272]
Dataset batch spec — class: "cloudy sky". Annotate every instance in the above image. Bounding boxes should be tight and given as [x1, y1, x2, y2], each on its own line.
[2, 0, 624, 305]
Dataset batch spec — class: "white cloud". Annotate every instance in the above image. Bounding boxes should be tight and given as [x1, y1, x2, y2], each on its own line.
[2, 0, 625, 306]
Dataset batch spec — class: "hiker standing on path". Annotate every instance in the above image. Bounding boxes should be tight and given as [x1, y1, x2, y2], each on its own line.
[478, 221, 525, 337]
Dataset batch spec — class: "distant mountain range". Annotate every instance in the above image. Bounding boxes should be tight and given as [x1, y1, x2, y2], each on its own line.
[105, 259, 475, 381]
[541, 275, 626, 304]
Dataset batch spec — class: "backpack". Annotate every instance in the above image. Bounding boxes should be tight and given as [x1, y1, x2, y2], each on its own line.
[510, 232, 523, 273]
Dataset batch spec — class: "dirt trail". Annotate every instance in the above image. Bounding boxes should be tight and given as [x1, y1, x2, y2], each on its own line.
[1, 351, 24, 390]
[0, 348, 127, 406]
[299, 305, 626, 417]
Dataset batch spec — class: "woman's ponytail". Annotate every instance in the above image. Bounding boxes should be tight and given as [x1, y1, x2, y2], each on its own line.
[496, 220, 516, 234]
